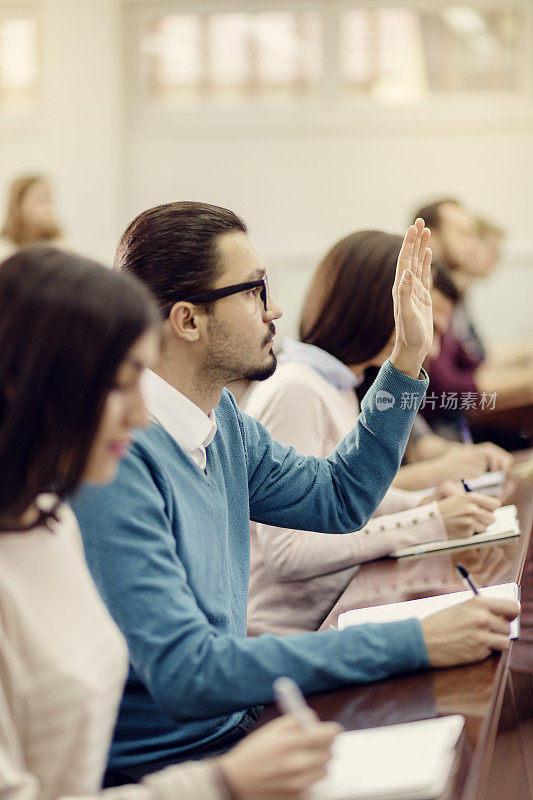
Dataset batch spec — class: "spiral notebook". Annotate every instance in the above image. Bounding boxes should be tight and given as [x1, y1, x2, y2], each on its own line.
[309, 715, 465, 800]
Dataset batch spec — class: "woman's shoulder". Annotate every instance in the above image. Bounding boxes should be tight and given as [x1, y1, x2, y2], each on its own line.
[0, 495, 81, 556]
[244, 361, 331, 414]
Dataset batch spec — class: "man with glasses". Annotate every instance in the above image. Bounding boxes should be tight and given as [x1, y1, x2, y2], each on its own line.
[73, 201, 518, 785]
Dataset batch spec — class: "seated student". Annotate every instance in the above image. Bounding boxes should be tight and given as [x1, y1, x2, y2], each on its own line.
[473, 215, 533, 370]
[0, 246, 340, 800]
[243, 231, 502, 635]
[412, 198, 533, 446]
[394, 264, 514, 489]
[71, 203, 518, 785]
[0, 175, 63, 263]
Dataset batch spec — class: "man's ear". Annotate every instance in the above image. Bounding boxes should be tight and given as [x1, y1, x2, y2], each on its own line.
[167, 301, 206, 343]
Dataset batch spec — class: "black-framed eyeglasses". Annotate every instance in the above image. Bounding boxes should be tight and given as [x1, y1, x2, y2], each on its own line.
[184, 275, 270, 312]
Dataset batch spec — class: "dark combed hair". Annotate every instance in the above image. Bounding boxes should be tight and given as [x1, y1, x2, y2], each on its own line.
[299, 230, 402, 366]
[411, 198, 461, 231]
[432, 262, 460, 304]
[114, 201, 248, 316]
[0, 246, 160, 528]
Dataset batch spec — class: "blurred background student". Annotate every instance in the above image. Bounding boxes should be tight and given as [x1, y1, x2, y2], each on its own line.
[415, 198, 533, 448]
[0, 175, 63, 263]
[243, 229, 505, 636]
[0, 246, 339, 800]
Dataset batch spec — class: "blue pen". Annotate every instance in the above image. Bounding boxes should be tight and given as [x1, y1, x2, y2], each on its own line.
[461, 478, 472, 493]
[456, 563, 480, 595]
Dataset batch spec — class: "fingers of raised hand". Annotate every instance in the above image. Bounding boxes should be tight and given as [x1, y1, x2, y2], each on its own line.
[412, 223, 430, 281]
[421, 244, 432, 290]
[394, 224, 419, 293]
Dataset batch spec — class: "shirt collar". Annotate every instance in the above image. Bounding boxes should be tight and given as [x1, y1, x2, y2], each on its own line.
[141, 369, 217, 459]
[278, 338, 362, 392]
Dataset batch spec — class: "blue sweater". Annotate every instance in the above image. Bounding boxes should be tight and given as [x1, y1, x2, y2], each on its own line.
[72, 360, 430, 771]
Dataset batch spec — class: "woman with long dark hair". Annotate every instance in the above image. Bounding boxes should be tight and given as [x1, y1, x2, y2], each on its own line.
[0, 246, 338, 800]
[244, 230, 501, 636]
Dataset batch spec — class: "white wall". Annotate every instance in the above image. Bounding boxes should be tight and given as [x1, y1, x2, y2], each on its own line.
[1, 0, 532, 343]
[0, 0, 122, 263]
[126, 124, 533, 341]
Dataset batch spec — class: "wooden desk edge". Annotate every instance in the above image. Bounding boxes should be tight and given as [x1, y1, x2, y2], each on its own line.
[462, 517, 532, 800]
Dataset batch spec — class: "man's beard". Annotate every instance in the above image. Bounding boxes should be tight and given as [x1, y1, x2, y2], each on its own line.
[243, 351, 278, 382]
[242, 321, 278, 381]
[205, 318, 278, 384]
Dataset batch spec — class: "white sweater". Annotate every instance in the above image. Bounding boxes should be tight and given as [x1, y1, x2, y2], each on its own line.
[0, 498, 226, 800]
[244, 362, 446, 635]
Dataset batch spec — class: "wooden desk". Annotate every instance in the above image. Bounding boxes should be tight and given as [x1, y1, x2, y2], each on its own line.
[468, 401, 533, 443]
[255, 475, 533, 800]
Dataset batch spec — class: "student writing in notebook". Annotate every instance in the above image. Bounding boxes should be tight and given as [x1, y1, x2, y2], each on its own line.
[71, 203, 518, 785]
[0, 247, 340, 800]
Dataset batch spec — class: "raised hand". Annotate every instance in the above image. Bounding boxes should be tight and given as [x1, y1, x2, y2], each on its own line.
[390, 218, 433, 378]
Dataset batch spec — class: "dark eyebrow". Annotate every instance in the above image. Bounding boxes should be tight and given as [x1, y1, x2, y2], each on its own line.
[245, 269, 265, 281]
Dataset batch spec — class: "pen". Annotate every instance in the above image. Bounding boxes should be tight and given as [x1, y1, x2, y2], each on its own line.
[456, 563, 481, 595]
[273, 677, 316, 728]
[461, 478, 472, 493]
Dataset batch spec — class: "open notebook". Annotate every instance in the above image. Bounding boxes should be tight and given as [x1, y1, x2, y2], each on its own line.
[337, 581, 520, 638]
[392, 504, 520, 558]
[309, 714, 465, 800]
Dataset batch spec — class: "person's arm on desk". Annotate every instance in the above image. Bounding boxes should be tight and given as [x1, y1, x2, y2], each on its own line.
[394, 442, 514, 490]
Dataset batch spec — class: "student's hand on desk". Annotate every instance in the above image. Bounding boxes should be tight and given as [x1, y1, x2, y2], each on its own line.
[420, 481, 464, 502]
[471, 442, 514, 474]
[437, 493, 500, 539]
[390, 218, 433, 379]
[421, 596, 519, 667]
[217, 714, 342, 800]
[430, 445, 511, 484]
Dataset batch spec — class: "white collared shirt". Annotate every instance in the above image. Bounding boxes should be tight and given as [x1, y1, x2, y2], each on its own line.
[141, 369, 217, 471]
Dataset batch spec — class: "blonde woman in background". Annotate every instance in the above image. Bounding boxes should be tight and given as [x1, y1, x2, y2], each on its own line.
[0, 174, 62, 262]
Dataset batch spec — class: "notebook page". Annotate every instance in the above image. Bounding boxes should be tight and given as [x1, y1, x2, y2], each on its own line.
[481, 504, 518, 535]
[309, 715, 464, 800]
[338, 582, 519, 637]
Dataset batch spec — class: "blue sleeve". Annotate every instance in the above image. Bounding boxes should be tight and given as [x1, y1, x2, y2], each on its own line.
[73, 452, 429, 723]
[245, 359, 428, 532]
